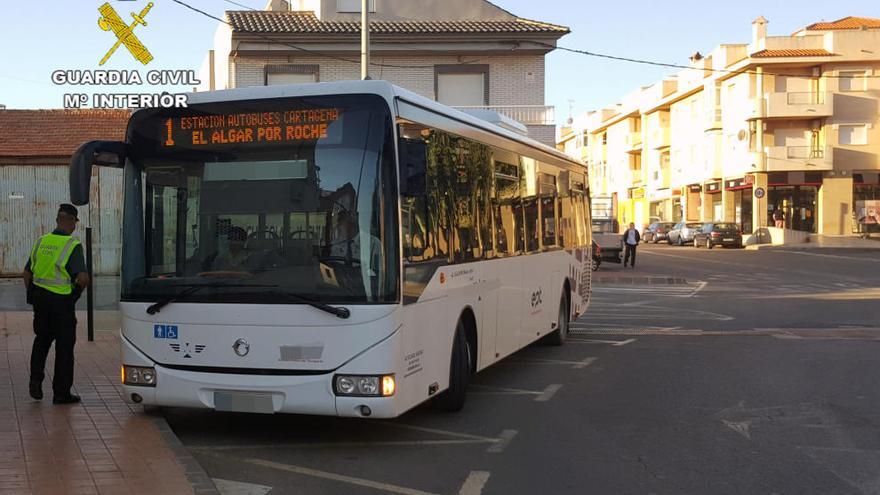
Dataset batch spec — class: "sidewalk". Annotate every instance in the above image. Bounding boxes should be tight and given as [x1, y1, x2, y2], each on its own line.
[0, 310, 203, 495]
[746, 234, 880, 250]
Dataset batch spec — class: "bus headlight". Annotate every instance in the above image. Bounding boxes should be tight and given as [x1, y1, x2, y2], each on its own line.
[334, 374, 395, 397]
[123, 365, 157, 387]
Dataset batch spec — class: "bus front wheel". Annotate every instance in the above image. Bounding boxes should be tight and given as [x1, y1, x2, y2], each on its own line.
[433, 320, 470, 412]
[545, 290, 570, 346]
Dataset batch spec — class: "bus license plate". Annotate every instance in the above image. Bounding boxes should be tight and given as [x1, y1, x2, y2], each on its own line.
[723, 238, 733, 241]
[214, 391, 274, 414]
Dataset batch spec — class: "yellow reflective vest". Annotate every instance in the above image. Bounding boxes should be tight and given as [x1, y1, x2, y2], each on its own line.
[29, 233, 81, 295]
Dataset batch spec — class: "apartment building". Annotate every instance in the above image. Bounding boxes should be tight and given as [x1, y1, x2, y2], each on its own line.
[197, 0, 568, 145]
[559, 16, 880, 237]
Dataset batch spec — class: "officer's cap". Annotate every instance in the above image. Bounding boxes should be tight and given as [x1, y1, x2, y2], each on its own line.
[58, 204, 79, 221]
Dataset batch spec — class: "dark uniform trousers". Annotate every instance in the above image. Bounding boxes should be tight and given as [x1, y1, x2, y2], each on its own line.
[30, 287, 77, 396]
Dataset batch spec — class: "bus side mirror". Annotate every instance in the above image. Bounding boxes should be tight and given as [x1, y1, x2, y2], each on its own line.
[398, 139, 427, 197]
[69, 140, 127, 205]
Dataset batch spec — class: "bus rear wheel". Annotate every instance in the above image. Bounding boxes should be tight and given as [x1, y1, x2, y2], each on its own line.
[433, 320, 470, 412]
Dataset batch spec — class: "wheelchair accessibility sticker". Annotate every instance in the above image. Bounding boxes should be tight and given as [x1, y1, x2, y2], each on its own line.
[154, 324, 179, 339]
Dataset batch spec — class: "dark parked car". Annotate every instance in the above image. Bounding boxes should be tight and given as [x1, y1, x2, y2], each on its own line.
[643, 222, 676, 243]
[667, 221, 703, 246]
[693, 222, 743, 249]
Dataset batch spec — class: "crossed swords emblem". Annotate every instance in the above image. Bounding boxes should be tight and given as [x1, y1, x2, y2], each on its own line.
[98, 2, 154, 66]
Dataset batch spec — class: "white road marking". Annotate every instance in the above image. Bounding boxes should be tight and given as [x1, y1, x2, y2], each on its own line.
[245, 458, 438, 495]
[213, 479, 273, 495]
[567, 338, 635, 347]
[385, 423, 499, 442]
[487, 429, 518, 453]
[469, 384, 542, 396]
[508, 357, 595, 368]
[721, 420, 752, 440]
[535, 384, 562, 402]
[458, 471, 491, 495]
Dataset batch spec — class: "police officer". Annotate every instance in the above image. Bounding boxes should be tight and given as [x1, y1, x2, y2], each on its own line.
[22, 204, 90, 404]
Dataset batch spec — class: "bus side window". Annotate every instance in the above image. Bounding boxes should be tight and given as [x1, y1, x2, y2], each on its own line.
[492, 151, 522, 257]
[521, 156, 539, 253]
[539, 172, 558, 250]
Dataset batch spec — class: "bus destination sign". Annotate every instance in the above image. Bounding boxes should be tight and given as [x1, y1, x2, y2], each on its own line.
[162, 108, 342, 147]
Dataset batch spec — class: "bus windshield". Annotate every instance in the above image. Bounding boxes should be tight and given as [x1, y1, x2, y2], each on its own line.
[120, 94, 399, 305]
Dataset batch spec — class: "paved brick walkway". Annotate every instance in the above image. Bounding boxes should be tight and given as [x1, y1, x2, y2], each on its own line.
[0, 310, 195, 495]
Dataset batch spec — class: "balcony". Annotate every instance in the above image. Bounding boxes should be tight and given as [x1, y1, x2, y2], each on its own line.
[756, 145, 833, 171]
[625, 131, 643, 153]
[705, 107, 722, 131]
[749, 92, 832, 121]
[651, 128, 671, 149]
[452, 105, 555, 125]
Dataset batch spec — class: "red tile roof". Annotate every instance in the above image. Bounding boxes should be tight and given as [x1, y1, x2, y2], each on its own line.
[805, 16, 880, 30]
[226, 11, 569, 35]
[0, 109, 130, 158]
[751, 49, 836, 58]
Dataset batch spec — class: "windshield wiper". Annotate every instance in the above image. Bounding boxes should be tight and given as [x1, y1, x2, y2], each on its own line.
[259, 287, 351, 319]
[145, 283, 273, 315]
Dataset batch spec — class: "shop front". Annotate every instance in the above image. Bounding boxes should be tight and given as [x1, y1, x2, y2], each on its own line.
[705, 181, 722, 221]
[767, 172, 822, 233]
[672, 189, 683, 223]
[854, 172, 880, 234]
[686, 185, 702, 221]
[648, 188, 672, 222]
[725, 176, 753, 234]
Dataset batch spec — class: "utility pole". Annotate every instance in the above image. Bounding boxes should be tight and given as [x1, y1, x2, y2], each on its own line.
[360, 0, 370, 80]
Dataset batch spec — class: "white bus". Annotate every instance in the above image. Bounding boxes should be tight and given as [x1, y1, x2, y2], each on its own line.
[70, 81, 593, 418]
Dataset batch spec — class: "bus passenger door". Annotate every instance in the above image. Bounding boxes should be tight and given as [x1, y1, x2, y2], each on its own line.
[493, 257, 522, 360]
[479, 261, 500, 368]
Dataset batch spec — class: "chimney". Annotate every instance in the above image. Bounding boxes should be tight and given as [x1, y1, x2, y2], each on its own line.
[752, 16, 768, 51]
[689, 52, 703, 63]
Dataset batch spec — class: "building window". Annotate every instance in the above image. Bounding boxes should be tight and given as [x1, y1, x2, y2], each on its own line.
[839, 71, 867, 92]
[839, 125, 868, 145]
[265, 65, 318, 85]
[435, 65, 489, 106]
[337, 0, 375, 12]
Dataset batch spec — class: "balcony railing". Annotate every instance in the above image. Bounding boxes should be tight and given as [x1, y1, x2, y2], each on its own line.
[751, 91, 832, 120]
[759, 146, 833, 171]
[786, 146, 825, 159]
[787, 92, 825, 105]
[453, 105, 555, 125]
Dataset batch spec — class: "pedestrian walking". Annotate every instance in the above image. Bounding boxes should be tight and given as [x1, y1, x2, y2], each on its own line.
[622, 222, 641, 269]
[22, 204, 89, 404]
[773, 208, 784, 228]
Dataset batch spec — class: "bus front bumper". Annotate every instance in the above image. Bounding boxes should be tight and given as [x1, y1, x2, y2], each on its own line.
[121, 335, 400, 418]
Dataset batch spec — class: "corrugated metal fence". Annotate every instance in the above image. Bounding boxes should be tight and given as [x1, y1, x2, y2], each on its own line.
[0, 165, 124, 276]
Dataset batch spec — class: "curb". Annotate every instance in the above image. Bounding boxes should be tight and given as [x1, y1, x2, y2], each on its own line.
[746, 244, 880, 251]
[593, 276, 689, 285]
[152, 414, 221, 495]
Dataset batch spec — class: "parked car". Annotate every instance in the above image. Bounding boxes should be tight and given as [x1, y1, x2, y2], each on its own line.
[667, 221, 703, 246]
[591, 218, 623, 264]
[643, 222, 676, 243]
[693, 222, 743, 249]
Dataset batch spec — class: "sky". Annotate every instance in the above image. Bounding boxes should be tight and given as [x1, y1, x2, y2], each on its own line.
[0, 0, 877, 123]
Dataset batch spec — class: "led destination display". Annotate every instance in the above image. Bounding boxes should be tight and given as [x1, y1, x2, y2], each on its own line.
[162, 108, 343, 147]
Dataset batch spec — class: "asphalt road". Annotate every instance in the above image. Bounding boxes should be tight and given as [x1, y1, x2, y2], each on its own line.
[158, 244, 880, 495]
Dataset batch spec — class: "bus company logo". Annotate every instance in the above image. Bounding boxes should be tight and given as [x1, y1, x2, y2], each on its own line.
[530, 287, 543, 308]
[98, 2, 155, 66]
